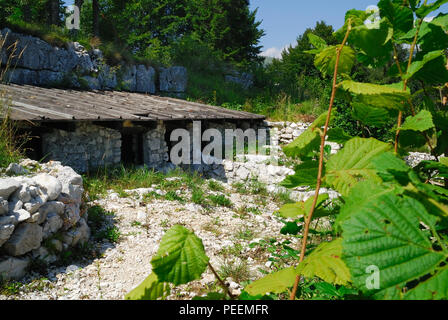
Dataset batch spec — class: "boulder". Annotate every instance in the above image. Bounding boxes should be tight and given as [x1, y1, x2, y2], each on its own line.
[62, 218, 90, 246]
[23, 193, 47, 214]
[11, 184, 32, 203]
[159, 66, 188, 93]
[39, 201, 65, 217]
[12, 209, 31, 223]
[121, 65, 137, 91]
[37, 70, 64, 86]
[54, 166, 83, 186]
[0, 257, 30, 280]
[33, 174, 62, 201]
[0, 28, 78, 73]
[0, 178, 21, 199]
[32, 247, 57, 264]
[5, 163, 29, 176]
[42, 213, 63, 238]
[4, 67, 39, 85]
[8, 199, 23, 213]
[81, 76, 101, 90]
[3, 223, 43, 256]
[0, 223, 15, 247]
[98, 64, 117, 89]
[135, 65, 156, 93]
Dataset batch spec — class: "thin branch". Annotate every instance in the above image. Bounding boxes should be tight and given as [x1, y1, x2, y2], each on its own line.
[289, 21, 352, 301]
[208, 262, 235, 300]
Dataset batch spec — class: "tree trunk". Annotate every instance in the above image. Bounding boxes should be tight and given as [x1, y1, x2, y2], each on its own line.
[92, 0, 100, 37]
[75, 0, 84, 11]
[49, 0, 60, 26]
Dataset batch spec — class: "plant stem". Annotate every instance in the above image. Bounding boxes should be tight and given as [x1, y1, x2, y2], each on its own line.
[289, 22, 352, 301]
[208, 262, 235, 300]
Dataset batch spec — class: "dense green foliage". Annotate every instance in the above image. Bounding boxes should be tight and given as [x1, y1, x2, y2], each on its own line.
[126, 0, 448, 301]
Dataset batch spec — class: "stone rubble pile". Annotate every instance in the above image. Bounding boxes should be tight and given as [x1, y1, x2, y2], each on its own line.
[0, 159, 89, 280]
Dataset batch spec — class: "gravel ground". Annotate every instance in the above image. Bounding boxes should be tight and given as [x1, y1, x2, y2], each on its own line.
[0, 180, 302, 300]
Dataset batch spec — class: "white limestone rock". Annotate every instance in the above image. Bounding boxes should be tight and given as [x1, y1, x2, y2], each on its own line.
[0, 257, 30, 280]
[3, 223, 43, 256]
[33, 174, 62, 201]
[0, 223, 15, 247]
[0, 178, 21, 199]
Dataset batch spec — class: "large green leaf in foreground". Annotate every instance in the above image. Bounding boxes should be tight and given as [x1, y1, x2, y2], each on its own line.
[400, 110, 435, 132]
[341, 192, 448, 300]
[125, 273, 170, 300]
[324, 137, 392, 196]
[339, 81, 410, 111]
[296, 239, 351, 285]
[245, 267, 296, 296]
[151, 225, 209, 285]
[314, 45, 355, 77]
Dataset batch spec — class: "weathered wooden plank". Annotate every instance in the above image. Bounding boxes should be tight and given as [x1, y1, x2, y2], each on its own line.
[0, 84, 266, 122]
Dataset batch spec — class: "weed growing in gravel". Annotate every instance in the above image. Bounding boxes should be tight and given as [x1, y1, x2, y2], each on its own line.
[218, 259, 251, 283]
[219, 243, 244, 258]
[232, 182, 249, 195]
[131, 221, 142, 227]
[272, 191, 294, 205]
[0, 280, 22, 296]
[87, 206, 114, 235]
[97, 226, 121, 243]
[165, 190, 185, 202]
[160, 219, 170, 228]
[235, 226, 255, 241]
[247, 207, 262, 215]
[249, 180, 268, 196]
[191, 188, 206, 205]
[208, 180, 225, 192]
[208, 194, 232, 207]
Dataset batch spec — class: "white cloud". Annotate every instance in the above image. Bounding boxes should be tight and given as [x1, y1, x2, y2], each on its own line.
[260, 45, 290, 59]
[424, 16, 435, 22]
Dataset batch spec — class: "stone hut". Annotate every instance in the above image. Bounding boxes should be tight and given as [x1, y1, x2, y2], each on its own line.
[1, 83, 266, 175]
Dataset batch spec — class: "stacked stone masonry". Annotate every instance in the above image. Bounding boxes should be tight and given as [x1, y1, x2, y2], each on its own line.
[41, 122, 170, 173]
[0, 160, 89, 280]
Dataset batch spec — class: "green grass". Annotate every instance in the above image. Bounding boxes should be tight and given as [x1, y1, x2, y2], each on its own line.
[0, 113, 22, 168]
[164, 190, 185, 203]
[234, 226, 255, 241]
[208, 194, 233, 208]
[87, 205, 119, 243]
[83, 165, 203, 201]
[191, 188, 206, 205]
[96, 226, 121, 243]
[208, 180, 225, 192]
[218, 259, 251, 283]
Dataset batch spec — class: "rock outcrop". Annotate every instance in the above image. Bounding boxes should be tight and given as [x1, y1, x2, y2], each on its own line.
[0, 28, 160, 94]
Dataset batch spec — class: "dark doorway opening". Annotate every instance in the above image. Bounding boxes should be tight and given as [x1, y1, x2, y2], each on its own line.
[121, 132, 144, 166]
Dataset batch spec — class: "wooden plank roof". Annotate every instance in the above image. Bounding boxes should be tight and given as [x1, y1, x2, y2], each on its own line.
[0, 84, 265, 122]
